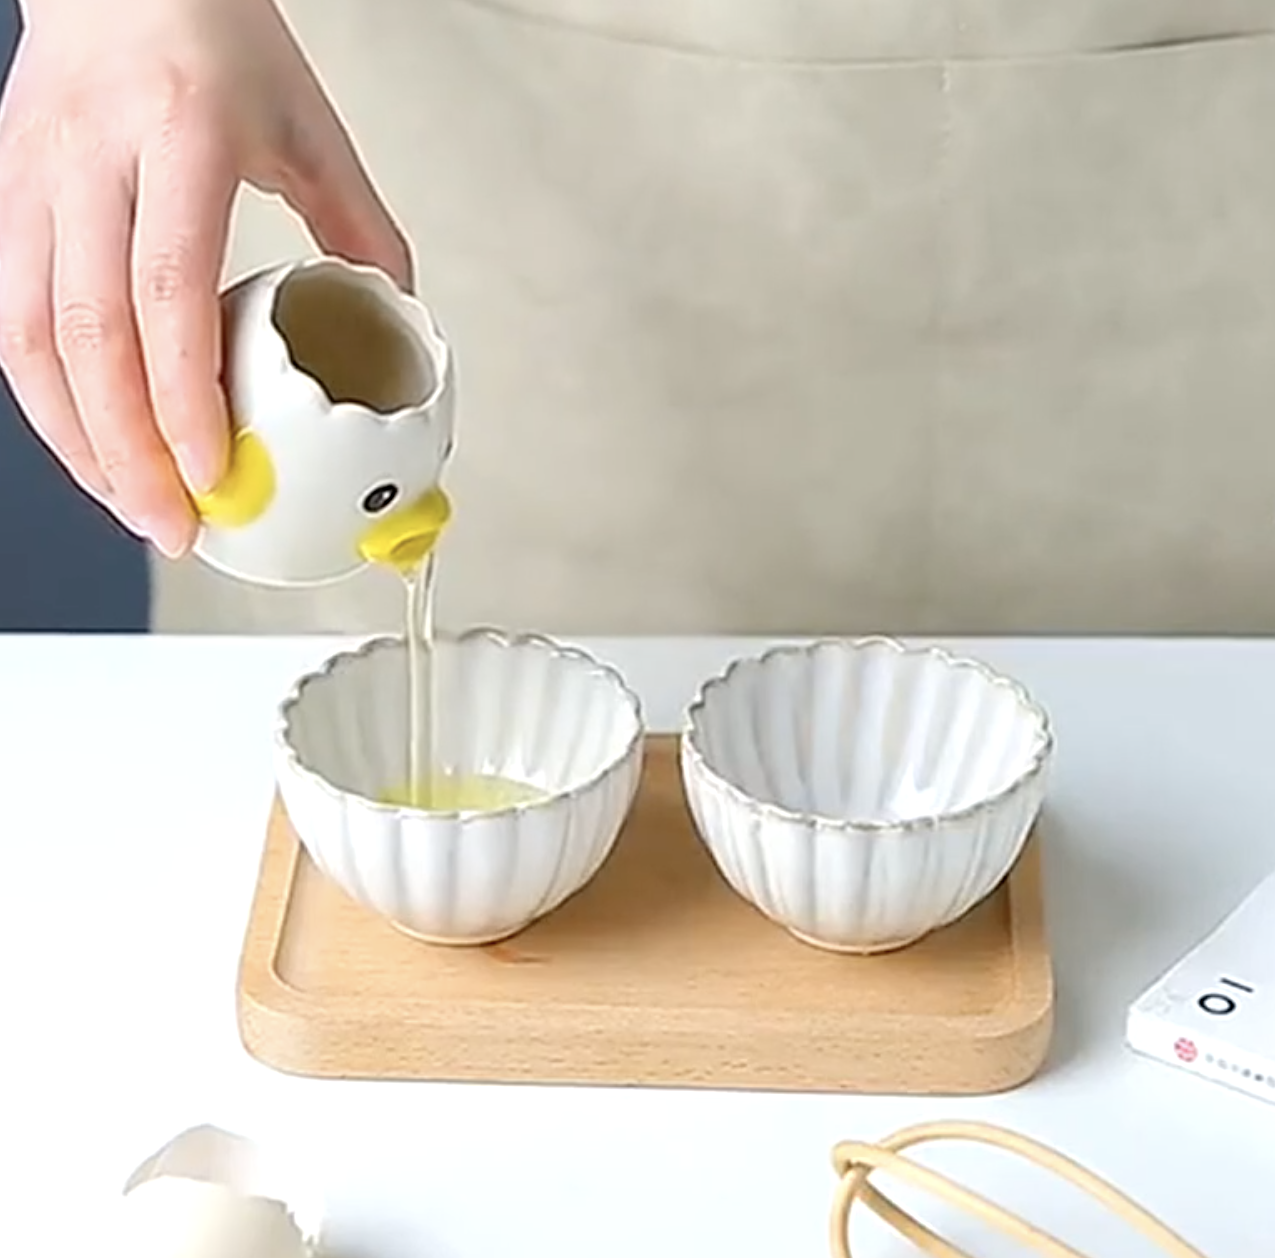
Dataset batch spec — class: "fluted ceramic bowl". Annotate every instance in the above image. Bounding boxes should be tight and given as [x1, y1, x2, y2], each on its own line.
[275, 628, 644, 945]
[680, 637, 1053, 954]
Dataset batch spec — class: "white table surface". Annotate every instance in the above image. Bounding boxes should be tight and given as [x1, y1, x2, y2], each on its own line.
[2, 633, 1273, 1257]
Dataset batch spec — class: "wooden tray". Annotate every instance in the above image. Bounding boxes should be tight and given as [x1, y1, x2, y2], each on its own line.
[237, 735, 1054, 1093]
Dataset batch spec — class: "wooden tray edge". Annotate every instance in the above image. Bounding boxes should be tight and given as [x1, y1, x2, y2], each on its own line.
[236, 739, 1056, 1094]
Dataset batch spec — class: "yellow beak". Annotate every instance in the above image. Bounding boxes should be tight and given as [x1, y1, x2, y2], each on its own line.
[357, 486, 452, 572]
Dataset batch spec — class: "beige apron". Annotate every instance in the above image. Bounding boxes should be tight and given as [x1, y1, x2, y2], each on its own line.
[152, 1, 1275, 636]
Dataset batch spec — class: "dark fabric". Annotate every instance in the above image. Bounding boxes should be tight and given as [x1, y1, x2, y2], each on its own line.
[0, 1, 149, 632]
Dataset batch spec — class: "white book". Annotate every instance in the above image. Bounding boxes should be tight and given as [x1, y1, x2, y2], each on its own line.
[1125, 867, 1275, 1106]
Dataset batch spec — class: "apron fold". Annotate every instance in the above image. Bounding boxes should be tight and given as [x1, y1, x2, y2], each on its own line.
[443, 0, 1275, 62]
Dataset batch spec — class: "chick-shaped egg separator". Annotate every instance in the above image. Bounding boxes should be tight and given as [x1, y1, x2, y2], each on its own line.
[192, 256, 455, 586]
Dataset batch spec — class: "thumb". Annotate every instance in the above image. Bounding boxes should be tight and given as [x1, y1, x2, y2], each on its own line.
[267, 107, 416, 292]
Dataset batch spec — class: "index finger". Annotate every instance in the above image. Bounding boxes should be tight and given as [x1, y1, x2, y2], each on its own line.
[132, 114, 235, 496]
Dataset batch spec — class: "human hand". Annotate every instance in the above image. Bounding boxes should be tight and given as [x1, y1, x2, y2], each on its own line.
[0, 0, 412, 556]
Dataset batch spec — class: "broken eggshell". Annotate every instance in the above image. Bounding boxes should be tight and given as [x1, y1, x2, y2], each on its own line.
[116, 1124, 321, 1258]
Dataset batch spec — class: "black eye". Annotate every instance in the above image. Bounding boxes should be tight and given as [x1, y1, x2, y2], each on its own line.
[361, 482, 400, 514]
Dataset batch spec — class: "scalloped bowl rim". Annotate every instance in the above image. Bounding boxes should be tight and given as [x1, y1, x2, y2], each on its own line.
[275, 626, 646, 820]
[680, 635, 1054, 834]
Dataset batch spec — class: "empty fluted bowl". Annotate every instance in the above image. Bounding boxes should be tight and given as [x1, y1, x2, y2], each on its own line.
[680, 637, 1054, 954]
[275, 628, 644, 945]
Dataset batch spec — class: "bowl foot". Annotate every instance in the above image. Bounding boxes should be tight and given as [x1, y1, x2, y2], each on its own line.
[389, 919, 530, 948]
[786, 927, 930, 956]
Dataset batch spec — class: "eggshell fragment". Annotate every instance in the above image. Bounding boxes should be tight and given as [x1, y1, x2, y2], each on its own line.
[116, 1125, 320, 1258]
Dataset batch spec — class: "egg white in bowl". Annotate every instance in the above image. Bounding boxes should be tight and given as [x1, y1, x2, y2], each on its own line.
[679, 637, 1054, 954]
[276, 628, 645, 945]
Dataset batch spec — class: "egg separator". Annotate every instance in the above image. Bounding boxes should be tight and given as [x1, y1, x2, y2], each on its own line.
[191, 255, 456, 588]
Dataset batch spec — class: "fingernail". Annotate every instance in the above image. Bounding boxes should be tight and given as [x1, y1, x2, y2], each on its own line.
[141, 515, 192, 560]
[176, 441, 226, 496]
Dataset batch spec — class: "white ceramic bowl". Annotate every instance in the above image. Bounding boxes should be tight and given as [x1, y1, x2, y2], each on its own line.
[680, 637, 1054, 954]
[275, 628, 644, 945]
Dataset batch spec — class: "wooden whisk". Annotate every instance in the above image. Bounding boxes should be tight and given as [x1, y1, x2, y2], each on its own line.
[829, 1120, 1210, 1258]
